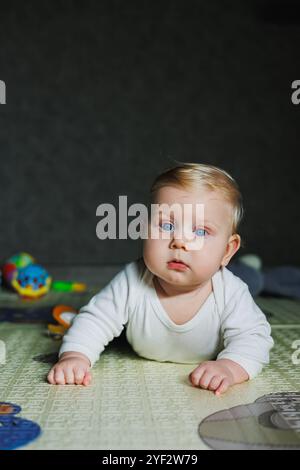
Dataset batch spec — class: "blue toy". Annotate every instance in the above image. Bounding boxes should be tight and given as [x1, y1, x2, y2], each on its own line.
[2, 252, 51, 299]
[12, 264, 51, 299]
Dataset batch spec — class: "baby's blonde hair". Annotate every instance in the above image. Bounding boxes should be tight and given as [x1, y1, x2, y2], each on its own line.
[150, 162, 244, 238]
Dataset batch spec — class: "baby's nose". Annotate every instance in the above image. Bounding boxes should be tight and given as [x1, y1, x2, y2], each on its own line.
[170, 227, 204, 252]
[170, 237, 187, 250]
[170, 229, 193, 250]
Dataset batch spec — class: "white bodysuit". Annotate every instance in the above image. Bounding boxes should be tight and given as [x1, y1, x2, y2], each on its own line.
[59, 257, 274, 379]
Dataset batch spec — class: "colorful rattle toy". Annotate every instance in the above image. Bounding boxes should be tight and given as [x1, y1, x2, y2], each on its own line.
[1, 252, 51, 299]
[1, 252, 86, 300]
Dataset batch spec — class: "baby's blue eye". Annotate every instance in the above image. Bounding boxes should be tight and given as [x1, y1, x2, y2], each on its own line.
[194, 228, 207, 237]
[160, 222, 175, 232]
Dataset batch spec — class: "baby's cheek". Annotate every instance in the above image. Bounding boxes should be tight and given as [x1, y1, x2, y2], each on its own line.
[143, 238, 157, 269]
[186, 237, 205, 253]
[191, 257, 213, 280]
[143, 239, 166, 273]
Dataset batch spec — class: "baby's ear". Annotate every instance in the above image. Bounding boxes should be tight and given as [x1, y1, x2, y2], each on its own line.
[221, 234, 241, 266]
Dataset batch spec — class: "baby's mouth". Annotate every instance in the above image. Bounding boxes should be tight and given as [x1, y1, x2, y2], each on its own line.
[167, 259, 189, 270]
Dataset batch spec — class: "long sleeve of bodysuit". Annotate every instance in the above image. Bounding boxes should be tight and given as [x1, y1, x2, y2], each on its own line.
[216, 284, 274, 379]
[58, 261, 139, 366]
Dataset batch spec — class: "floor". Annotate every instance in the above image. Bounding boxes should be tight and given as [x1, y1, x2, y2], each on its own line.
[0, 265, 299, 449]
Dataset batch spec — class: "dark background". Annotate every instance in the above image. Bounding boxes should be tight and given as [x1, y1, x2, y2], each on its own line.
[0, 0, 299, 267]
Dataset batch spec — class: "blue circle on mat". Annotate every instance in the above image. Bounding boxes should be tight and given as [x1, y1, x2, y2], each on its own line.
[0, 402, 41, 450]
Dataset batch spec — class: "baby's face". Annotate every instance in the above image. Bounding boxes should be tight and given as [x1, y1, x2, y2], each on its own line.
[143, 185, 238, 288]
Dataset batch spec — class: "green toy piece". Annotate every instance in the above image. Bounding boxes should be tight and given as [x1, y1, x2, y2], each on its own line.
[51, 281, 86, 292]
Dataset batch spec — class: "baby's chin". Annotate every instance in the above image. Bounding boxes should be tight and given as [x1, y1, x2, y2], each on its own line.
[157, 267, 196, 285]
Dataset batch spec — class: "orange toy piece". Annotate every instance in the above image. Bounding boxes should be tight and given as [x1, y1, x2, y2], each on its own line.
[47, 304, 78, 339]
[52, 304, 78, 328]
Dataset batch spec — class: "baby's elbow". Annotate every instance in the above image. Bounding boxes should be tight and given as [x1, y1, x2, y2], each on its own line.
[260, 337, 274, 370]
[266, 333, 275, 356]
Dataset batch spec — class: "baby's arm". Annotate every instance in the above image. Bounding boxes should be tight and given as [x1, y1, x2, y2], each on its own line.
[190, 284, 273, 395]
[189, 358, 249, 395]
[47, 261, 139, 385]
[47, 351, 91, 385]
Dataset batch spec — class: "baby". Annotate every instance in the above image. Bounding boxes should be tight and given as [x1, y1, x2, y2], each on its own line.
[47, 162, 274, 395]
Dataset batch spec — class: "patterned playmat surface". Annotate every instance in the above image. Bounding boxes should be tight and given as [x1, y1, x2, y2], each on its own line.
[0, 294, 299, 449]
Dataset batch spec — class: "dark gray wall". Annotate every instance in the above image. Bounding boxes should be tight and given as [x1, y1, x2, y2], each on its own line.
[0, 0, 299, 266]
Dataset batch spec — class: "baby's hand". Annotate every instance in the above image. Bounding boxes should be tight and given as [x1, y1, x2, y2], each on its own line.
[189, 359, 249, 396]
[47, 352, 92, 386]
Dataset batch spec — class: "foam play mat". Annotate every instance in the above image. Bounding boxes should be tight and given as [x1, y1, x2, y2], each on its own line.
[0, 294, 299, 450]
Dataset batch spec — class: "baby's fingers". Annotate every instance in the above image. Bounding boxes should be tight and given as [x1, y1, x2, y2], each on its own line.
[189, 366, 206, 387]
[208, 375, 223, 392]
[82, 371, 92, 386]
[65, 368, 76, 385]
[74, 367, 90, 385]
[47, 368, 55, 385]
[215, 378, 230, 396]
[198, 371, 213, 389]
[53, 367, 67, 385]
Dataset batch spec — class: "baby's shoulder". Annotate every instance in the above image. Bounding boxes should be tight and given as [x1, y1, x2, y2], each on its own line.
[121, 257, 151, 295]
[215, 266, 249, 307]
[123, 256, 147, 282]
[222, 265, 248, 289]
[119, 257, 151, 311]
